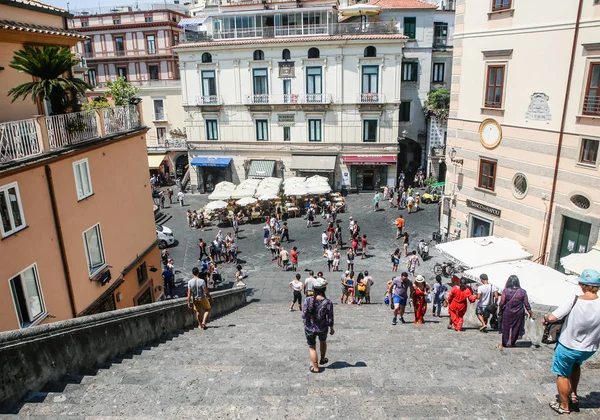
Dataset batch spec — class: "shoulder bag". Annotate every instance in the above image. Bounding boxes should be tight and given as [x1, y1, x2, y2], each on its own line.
[485, 286, 498, 314]
[542, 296, 579, 345]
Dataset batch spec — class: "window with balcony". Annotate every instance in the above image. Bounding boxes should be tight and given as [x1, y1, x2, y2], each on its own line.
[253, 50, 265, 61]
[73, 158, 93, 201]
[308, 119, 322, 142]
[283, 126, 291, 141]
[362, 65, 379, 96]
[403, 17, 416, 39]
[146, 35, 156, 54]
[432, 63, 445, 83]
[0, 182, 26, 238]
[583, 63, 600, 116]
[114, 36, 125, 56]
[363, 120, 377, 142]
[306, 67, 322, 102]
[308, 47, 320, 59]
[491, 0, 511, 11]
[433, 22, 448, 47]
[145, 16, 153, 23]
[83, 223, 106, 276]
[202, 70, 216, 97]
[88, 69, 97, 87]
[580, 138, 599, 165]
[157, 127, 166, 141]
[364, 46, 377, 58]
[400, 101, 411, 122]
[149, 65, 159, 81]
[153, 99, 165, 121]
[478, 159, 497, 191]
[402, 62, 418, 82]
[484, 65, 505, 108]
[253, 68, 269, 103]
[117, 67, 127, 81]
[256, 120, 269, 141]
[9, 263, 45, 328]
[201, 52, 212, 63]
[206, 120, 218, 140]
[84, 39, 93, 58]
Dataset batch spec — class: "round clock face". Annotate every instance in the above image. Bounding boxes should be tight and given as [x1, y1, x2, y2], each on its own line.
[479, 119, 502, 149]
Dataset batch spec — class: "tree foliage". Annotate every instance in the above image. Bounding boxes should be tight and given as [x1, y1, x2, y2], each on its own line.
[8, 45, 92, 115]
[82, 96, 110, 110]
[423, 87, 450, 120]
[105, 77, 139, 106]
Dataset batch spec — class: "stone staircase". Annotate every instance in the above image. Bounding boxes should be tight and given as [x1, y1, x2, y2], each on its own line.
[13, 302, 600, 418]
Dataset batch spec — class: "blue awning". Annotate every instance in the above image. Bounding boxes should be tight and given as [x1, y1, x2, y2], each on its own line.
[190, 157, 232, 167]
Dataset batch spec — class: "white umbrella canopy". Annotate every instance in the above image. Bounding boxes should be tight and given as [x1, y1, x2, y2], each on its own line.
[236, 197, 257, 206]
[214, 181, 235, 191]
[231, 188, 256, 199]
[283, 177, 306, 186]
[208, 190, 232, 200]
[285, 185, 308, 196]
[560, 245, 600, 276]
[257, 193, 279, 201]
[205, 200, 229, 210]
[307, 185, 332, 195]
[339, 4, 381, 16]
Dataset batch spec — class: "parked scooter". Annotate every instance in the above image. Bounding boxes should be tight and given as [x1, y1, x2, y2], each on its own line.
[417, 239, 430, 260]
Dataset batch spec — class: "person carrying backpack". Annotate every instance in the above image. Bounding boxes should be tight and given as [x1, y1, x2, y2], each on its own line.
[302, 278, 334, 373]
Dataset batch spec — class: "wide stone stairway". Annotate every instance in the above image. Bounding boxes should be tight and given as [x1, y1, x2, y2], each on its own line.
[13, 301, 600, 419]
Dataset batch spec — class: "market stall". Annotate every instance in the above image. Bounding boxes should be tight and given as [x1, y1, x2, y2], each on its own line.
[560, 245, 600, 276]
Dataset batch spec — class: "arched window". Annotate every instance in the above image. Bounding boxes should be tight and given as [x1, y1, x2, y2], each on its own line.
[364, 46, 377, 58]
[253, 50, 265, 61]
[308, 47, 320, 59]
[282, 48, 291, 60]
[201, 52, 212, 63]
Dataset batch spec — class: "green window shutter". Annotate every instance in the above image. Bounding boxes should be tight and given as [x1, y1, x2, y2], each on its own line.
[403, 17, 416, 39]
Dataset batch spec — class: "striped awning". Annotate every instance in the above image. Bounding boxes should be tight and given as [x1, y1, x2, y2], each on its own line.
[248, 160, 275, 178]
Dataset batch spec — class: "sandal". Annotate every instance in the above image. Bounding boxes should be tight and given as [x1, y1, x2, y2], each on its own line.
[201, 323, 207, 330]
[549, 401, 570, 415]
[569, 393, 579, 406]
[319, 358, 329, 365]
[309, 366, 320, 373]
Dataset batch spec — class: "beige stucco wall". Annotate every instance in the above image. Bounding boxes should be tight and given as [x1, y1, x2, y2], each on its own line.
[0, 42, 41, 122]
[0, 4, 65, 28]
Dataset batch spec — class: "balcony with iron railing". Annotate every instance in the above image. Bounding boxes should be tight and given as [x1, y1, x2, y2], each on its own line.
[243, 93, 332, 106]
[583, 95, 600, 116]
[0, 105, 142, 166]
[356, 92, 386, 104]
[86, 48, 174, 59]
[147, 137, 188, 151]
[193, 95, 223, 106]
[71, 3, 187, 16]
[433, 36, 450, 48]
[182, 21, 400, 43]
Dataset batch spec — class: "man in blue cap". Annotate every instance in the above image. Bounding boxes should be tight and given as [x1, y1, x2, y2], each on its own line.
[543, 269, 600, 415]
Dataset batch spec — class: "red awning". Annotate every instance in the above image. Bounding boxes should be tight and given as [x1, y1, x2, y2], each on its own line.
[342, 155, 397, 165]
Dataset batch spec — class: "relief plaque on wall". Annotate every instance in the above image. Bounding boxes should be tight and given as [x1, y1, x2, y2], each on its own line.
[525, 93, 551, 122]
[278, 62, 295, 78]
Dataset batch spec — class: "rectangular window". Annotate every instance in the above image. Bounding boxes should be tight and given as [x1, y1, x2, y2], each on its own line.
[88, 69, 97, 87]
[136, 262, 148, 286]
[253, 68, 269, 95]
[73, 158, 93, 200]
[157, 127, 166, 140]
[283, 79, 292, 103]
[84, 39, 93, 58]
[114, 36, 125, 56]
[306, 67, 322, 102]
[580, 138, 599, 165]
[583, 63, 600, 116]
[402, 62, 418, 82]
[83, 223, 106, 276]
[400, 101, 411, 122]
[403, 17, 416, 39]
[9, 264, 45, 328]
[283, 126, 291, 141]
[308, 119, 322, 142]
[117, 67, 127, 80]
[362, 66, 379, 94]
[0, 182, 26, 238]
[256, 119, 268, 141]
[153, 99, 165, 121]
[492, 0, 511, 11]
[206, 120, 219, 140]
[485, 65, 505, 108]
[113, 19, 121, 24]
[433, 22, 448, 46]
[145, 16, 153, 23]
[146, 35, 156, 54]
[173, 33, 179, 45]
[432, 63, 445, 83]
[201, 70, 216, 96]
[363, 120, 377, 142]
[81, 21, 89, 27]
[149, 65, 159, 80]
[478, 159, 497, 191]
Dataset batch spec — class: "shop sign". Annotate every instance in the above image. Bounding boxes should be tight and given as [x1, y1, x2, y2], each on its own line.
[278, 62, 295, 78]
[466, 199, 501, 217]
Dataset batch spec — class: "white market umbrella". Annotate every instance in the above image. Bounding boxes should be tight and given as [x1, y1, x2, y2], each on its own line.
[208, 190, 231, 200]
[339, 4, 381, 16]
[307, 185, 332, 195]
[231, 188, 256, 199]
[257, 193, 279, 201]
[285, 185, 308, 196]
[214, 181, 235, 190]
[237, 197, 257, 206]
[283, 177, 306, 186]
[435, 236, 533, 270]
[560, 245, 600, 276]
[205, 200, 228, 210]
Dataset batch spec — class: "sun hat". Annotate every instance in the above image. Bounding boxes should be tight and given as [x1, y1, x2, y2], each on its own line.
[415, 275, 425, 283]
[577, 269, 600, 286]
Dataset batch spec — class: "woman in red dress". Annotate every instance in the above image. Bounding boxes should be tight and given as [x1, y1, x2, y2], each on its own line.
[447, 278, 476, 331]
[412, 275, 430, 324]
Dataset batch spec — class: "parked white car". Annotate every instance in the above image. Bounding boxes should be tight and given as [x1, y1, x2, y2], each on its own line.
[156, 224, 175, 249]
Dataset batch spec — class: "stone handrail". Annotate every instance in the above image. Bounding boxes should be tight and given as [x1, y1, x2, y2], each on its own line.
[0, 287, 246, 410]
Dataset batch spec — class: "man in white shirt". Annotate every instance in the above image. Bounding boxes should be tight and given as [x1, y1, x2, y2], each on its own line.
[187, 267, 213, 329]
[177, 191, 185, 207]
[363, 270, 374, 304]
[475, 273, 498, 332]
[348, 216, 355, 236]
[321, 231, 328, 257]
[304, 271, 316, 296]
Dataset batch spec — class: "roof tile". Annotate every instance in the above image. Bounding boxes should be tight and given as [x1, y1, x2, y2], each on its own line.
[0, 19, 87, 38]
[367, 0, 438, 9]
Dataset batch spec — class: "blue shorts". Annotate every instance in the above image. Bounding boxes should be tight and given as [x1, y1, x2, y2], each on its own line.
[393, 295, 407, 306]
[552, 342, 596, 377]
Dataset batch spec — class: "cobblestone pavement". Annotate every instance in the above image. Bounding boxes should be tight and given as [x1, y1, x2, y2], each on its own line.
[13, 302, 600, 419]
[160, 189, 444, 300]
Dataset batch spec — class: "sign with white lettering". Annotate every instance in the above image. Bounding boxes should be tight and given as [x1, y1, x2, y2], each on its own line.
[466, 199, 501, 217]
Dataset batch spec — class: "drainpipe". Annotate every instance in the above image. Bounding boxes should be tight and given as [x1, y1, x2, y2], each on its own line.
[540, 0, 584, 265]
[45, 165, 77, 317]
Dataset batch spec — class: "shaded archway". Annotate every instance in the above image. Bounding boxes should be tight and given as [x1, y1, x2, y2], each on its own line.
[175, 154, 188, 179]
[438, 161, 447, 183]
[397, 138, 422, 187]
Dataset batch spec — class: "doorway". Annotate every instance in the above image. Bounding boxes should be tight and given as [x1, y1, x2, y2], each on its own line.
[557, 216, 591, 272]
[175, 154, 188, 179]
[397, 138, 423, 187]
[469, 214, 493, 238]
[438, 161, 447, 183]
[362, 170, 374, 190]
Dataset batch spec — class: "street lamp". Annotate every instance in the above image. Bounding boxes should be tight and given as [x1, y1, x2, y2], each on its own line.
[449, 147, 464, 165]
[396, 129, 407, 188]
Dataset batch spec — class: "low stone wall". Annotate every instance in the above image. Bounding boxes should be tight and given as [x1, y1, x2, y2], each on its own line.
[0, 287, 246, 410]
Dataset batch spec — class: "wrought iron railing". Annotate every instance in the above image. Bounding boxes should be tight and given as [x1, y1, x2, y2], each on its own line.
[46, 110, 99, 150]
[0, 119, 40, 163]
[583, 95, 600, 116]
[103, 105, 141, 135]
[195, 95, 222, 105]
[357, 92, 385, 103]
[242, 94, 332, 105]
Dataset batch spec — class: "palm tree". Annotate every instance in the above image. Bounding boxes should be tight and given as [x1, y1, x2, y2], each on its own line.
[8, 45, 92, 115]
